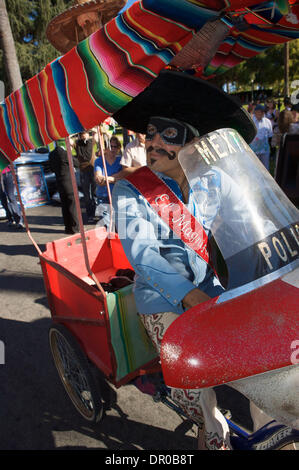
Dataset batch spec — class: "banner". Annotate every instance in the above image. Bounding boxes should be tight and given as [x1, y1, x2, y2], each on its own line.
[16, 165, 50, 208]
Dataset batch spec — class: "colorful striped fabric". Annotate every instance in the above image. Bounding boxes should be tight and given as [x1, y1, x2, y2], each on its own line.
[106, 284, 158, 383]
[1, 0, 299, 168]
[0, 0, 199, 167]
[202, 1, 299, 77]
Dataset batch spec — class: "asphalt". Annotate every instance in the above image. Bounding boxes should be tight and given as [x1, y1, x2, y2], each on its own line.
[0, 201, 252, 452]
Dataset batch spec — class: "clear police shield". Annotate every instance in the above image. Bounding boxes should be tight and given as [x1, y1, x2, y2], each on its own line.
[178, 128, 299, 295]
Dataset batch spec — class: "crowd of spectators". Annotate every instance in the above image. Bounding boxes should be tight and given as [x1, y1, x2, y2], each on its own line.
[247, 98, 299, 172]
[64, 120, 147, 231]
[1, 101, 298, 233]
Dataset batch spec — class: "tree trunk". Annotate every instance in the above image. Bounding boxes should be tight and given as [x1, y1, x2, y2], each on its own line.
[284, 42, 289, 99]
[0, 0, 22, 95]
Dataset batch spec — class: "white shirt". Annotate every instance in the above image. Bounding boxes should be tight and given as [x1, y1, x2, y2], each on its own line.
[250, 116, 273, 156]
[120, 138, 147, 168]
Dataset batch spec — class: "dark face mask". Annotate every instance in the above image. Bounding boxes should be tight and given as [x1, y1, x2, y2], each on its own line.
[146, 117, 196, 146]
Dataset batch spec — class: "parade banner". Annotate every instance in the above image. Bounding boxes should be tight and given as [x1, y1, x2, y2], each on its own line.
[16, 165, 50, 208]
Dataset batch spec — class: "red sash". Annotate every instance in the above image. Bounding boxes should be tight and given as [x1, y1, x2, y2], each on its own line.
[126, 166, 214, 272]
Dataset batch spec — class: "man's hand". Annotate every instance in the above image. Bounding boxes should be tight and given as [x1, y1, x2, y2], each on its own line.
[182, 288, 210, 310]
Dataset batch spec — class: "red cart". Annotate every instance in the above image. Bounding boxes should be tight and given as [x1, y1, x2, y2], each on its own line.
[40, 226, 159, 422]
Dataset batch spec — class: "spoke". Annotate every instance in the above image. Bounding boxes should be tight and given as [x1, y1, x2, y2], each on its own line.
[54, 332, 94, 413]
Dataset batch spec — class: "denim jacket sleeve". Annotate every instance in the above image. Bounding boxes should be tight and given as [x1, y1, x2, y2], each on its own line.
[112, 179, 196, 308]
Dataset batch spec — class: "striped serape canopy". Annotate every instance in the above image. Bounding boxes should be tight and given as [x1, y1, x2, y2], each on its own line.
[1, 0, 299, 168]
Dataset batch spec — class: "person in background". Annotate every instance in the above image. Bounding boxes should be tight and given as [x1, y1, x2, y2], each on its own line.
[122, 128, 135, 148]
[0, 171, 14, 226]
[0, 166, 24, 229]
[74, 130, 97, 223]
[119, 132, 147, 172]
[278, 109, 294, 134]
[94, 136, 122, 227]
[284, 97, 292, 111]
[49, 141, 80, 235]
[247, 102, 255, 115]
[249, 104, 273, 170]
[265, 100, 279, 127]
[99, 121, 110, 149]
[100, 132, 147, 183]
[290, 105, 299, 133]
[265, 100, 279, 165]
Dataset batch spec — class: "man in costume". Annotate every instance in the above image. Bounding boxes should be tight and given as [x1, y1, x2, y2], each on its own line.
[113, 114, 230, 449]
[112, 71, 299, 450]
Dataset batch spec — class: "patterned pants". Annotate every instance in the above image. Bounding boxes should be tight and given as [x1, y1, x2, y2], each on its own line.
[139, 312, 232, 450]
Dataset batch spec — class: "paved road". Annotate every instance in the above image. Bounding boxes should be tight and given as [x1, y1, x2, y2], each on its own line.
[0, 202, 252, 452]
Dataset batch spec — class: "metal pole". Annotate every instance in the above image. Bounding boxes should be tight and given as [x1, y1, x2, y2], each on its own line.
[284, 42, 289, 99]
[96, 126, 114, 236]
[65, 136, 106, 297]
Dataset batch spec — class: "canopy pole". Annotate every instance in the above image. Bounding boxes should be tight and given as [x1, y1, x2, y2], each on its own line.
[97, 125, 114, 236]
[65, 136, 106, 297]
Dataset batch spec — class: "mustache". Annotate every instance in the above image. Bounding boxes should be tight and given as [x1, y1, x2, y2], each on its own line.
[146, 146, 177, 161]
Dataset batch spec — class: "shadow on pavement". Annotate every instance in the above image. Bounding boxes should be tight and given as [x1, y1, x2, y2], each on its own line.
[0, 244, 41, 258]
[0, 270, 45, 294]
[0, 316, 197, 450]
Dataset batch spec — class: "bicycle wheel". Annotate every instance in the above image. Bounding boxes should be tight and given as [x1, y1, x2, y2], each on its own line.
[49, 323, 103, 423]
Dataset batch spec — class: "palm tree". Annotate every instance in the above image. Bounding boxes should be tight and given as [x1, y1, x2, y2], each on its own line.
[0, 0, 22, 94]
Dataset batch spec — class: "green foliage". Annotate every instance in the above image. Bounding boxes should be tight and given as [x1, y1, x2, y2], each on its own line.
[34, 0, 73, 42]
[4, 0, 37, 42]
[212, 38, 299, 97]
[1, 1, 299, 99]
[0, 0, 73, 86]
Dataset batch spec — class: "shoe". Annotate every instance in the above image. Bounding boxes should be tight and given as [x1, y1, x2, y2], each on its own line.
[8, 221, 16, 227]
[220, 408, 232, 420]
[17, 223, 25, 230]
[65, 228, 76, 235]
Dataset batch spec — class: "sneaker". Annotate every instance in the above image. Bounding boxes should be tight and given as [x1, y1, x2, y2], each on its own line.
[8, 221, 16, 227]
[17, 223, 25, 230]
[220, 408, 232, 420]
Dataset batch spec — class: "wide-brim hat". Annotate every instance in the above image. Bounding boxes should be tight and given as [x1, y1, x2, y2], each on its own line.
[114, 70, 256, 144]
[46, 0, 126, 54]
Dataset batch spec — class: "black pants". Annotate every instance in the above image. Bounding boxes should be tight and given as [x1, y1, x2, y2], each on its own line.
[56, 177, 79, 232]
[80, 167, 96, 219]
[1, 171, 23, 224]
[0, 184, 13, 222]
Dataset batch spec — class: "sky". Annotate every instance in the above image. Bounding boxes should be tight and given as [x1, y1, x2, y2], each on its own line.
[119, 0, 138, 13]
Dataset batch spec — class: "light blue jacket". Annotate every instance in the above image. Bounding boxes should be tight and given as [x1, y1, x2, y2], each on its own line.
[112, 171, 224, 314]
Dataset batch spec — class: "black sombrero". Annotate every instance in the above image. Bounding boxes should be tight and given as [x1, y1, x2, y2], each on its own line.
[114, 70, 256, 144]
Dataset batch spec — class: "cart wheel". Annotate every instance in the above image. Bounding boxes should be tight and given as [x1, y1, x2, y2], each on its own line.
[49, 324, 103, 423]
